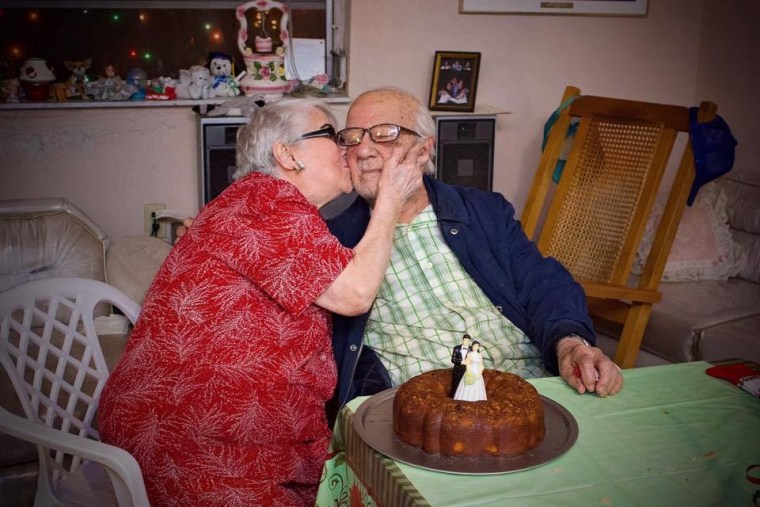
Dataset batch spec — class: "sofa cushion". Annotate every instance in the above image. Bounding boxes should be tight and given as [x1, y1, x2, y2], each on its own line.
[0, 198, 107, 292]
[732, 229, 760, 283]
[106, 235, 171, 304]
[641, 279, 760, 363]
[720, 178, 760, 234]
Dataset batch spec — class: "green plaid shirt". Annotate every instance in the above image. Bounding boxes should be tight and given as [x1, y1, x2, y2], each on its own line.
[365, 206, 549, 386]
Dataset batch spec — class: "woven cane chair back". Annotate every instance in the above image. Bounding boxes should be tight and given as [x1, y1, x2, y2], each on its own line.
[523, 86, 718, 368]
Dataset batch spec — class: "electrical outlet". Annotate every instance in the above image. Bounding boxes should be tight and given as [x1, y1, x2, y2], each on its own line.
[143, 203, 167, 238]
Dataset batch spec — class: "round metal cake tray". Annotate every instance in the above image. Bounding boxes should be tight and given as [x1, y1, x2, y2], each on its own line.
[353, 387, 578, 475]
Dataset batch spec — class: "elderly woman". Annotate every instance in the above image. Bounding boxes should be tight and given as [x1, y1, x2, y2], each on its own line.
[98, 98, 423, 506]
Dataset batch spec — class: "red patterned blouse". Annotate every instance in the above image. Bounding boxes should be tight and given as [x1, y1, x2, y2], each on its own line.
[98, 172, 354, 506]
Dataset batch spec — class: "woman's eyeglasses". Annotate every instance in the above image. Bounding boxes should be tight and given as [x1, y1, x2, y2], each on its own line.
[298, 124, 337, 142]
[336, 123, 421, 147]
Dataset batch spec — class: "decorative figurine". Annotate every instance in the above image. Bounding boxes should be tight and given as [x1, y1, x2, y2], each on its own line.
[450, 334, 471, 398]
[175, 65, 211, 100]
[236, 0, 291, 98]
[453, 341, 487, 402]
[64, 58, 92, 99]
[126, 67, 148, 100]
[0, 77, 19, 103]
[145, 76, 177, 101]
[86, 63, 135, 101]
[18, 57, 56, 101]
[207, 52, 240, 98]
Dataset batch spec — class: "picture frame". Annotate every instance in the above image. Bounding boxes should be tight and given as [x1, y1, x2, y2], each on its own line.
[428, 51, 481, 112]
[459, 0, 648, 17]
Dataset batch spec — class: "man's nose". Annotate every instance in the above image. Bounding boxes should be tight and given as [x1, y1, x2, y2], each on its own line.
[353, 132, 378, 156]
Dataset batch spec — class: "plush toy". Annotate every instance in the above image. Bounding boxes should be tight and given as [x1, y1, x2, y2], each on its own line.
[207, 52, 240, 98]
[175, 65, 211, 100]
[64, 58, 92, 99]
[206, 95, 261, 117]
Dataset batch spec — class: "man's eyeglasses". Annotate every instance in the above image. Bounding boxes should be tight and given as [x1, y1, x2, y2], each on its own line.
[336, 123, 421, 147]
[298, 124, 337, 142]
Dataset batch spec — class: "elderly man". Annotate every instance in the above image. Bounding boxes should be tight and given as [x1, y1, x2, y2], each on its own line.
[327, 87, 623, 417]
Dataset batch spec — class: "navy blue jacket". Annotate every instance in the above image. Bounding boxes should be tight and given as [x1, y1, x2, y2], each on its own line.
[326, 176, 595, 416]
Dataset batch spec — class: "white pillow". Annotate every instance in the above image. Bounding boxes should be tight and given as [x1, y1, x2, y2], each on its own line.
[635, 183, 740, 281]
[720, 178, 760, 234]
[731, 229, 760, 283]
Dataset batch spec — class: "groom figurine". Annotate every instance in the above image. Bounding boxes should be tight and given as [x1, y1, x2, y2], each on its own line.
[450, 334, 472, 397]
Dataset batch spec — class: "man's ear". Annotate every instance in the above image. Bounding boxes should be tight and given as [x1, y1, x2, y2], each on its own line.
[418, 136, 435, 167]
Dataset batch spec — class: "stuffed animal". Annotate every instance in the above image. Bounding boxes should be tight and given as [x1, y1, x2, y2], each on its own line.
[64, 58, 92, 99]
[207, 52, 240, 98]
[175, 65, 211, 100]
[206, 95, 261, 117]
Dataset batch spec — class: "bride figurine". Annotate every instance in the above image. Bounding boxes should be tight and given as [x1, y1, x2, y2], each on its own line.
[453, 341, 487, 402]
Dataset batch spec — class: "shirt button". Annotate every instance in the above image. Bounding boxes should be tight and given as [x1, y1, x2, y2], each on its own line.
[319, 353, 327, 361]
[350, 344, 358, 352]
[495, 305, 503, 313]
[450, 228, 459, 235]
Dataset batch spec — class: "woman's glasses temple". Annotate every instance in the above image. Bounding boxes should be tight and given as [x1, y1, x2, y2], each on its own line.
[299, 125, 337, 141]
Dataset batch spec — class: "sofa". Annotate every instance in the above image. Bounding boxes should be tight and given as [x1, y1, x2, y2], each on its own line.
[0, 198, 170, 506]
[596, 176, 760, 367]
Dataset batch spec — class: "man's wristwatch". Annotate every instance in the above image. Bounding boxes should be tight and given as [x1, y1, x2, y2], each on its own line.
[556, 334, 591, 352]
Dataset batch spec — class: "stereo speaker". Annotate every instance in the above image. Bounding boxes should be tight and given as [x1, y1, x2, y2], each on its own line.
[435, 117, 495, 191]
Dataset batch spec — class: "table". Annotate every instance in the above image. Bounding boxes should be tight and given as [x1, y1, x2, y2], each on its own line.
[315, 361, 760, 506]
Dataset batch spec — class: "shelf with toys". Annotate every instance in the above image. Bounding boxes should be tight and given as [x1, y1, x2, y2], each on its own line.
[0, 1, 349, 112]
[0, 92, 350, 112]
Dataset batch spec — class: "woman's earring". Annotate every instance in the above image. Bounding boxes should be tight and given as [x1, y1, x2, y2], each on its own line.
[291, 155, 305, 173]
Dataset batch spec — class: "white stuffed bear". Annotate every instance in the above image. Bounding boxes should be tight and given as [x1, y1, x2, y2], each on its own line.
[175, 65, 210, 100]
[207, 52, 240, 98]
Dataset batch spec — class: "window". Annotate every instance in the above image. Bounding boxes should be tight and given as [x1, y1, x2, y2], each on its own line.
[0, 1, 345, 90]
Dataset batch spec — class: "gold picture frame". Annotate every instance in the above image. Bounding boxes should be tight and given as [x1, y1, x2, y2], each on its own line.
[459, 0, 648, 17]
[428, 51, 481, 113]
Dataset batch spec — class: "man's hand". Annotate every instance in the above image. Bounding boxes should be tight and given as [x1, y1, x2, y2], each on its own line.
[557, 338, 623, 397]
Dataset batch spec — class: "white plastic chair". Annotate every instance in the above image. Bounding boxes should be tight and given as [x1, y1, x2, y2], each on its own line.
[0, 277, 150, 506]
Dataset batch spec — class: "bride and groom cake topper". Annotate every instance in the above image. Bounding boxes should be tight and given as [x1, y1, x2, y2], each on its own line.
[451, 334, 487, 402]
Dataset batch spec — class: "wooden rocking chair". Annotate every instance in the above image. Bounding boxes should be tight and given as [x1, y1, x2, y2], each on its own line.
[522, 85, 718, 368]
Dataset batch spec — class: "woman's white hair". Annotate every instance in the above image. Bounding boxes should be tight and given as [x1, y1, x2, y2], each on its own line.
[234, 98, 338, 180]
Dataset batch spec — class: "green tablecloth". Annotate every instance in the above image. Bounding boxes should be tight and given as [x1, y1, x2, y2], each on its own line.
[316, 361, 760, 506]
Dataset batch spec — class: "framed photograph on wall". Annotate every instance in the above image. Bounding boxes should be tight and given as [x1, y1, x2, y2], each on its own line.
[428, 51, 481, 112]
[459, 0, 648, 17]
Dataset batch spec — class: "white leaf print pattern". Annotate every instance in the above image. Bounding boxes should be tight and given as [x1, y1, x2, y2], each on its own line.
[97, 172, 352, 505]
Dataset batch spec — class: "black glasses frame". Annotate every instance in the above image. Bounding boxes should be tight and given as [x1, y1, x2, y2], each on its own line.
[336, 123, 421, 147]
[298, 124, 337, 141]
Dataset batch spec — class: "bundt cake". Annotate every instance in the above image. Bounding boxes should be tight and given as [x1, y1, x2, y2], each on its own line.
[392, 368, 545, 457]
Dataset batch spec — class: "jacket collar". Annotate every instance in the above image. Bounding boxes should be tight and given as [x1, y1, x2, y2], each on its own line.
[423, 175, 471, 225]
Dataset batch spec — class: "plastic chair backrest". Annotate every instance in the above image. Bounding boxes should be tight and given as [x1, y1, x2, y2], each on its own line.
[0, 277, 141, 504]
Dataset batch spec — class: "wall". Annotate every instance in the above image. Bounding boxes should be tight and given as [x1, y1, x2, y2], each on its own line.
[1, 0, 756, 240]
[695, 0, 760, 184]
[346, 0, 707, 212]
[0, 107, 199, 238]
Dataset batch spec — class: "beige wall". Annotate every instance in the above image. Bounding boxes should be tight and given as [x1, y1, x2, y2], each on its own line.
[346, 0, 709, 211]
[0, 107, 199, 238]
[1, 0, 757, 240]
[695, 0, 760, 184]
